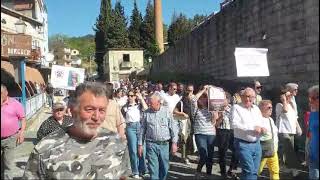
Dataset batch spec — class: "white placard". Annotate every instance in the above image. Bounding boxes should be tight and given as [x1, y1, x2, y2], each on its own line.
[234, 48, 269, 77]
[51, 65, 85, 90]
[208, 86, 225, 112]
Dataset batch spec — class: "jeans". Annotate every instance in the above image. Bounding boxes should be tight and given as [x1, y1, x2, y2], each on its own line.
[1, 135, 17, 180]
[216, 128, 232, 175]
[146, 141, 170, 180]
[195, 134, 216, 174]
[234, 138, 262, 180]
[125, 122, 147, 175]
[309, 158, 319, 180]
[258, 152, 280, 180]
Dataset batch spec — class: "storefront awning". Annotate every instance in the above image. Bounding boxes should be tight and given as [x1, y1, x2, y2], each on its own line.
[25, 66, 45, 84]
[1, 60, 15, 78]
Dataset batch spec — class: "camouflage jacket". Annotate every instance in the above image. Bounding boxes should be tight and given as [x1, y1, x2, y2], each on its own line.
[23, 129, 130, 179]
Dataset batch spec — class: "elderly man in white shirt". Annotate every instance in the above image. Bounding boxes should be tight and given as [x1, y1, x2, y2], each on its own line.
[232, 87, 267, 180]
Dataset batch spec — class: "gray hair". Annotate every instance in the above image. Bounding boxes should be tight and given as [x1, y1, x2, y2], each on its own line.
[285, 83, 298, 91]
[308, 85, 319, 97]
[240, 87, 255, 96]
[149, 92, 162, 102]
[74, 82, 107, 104]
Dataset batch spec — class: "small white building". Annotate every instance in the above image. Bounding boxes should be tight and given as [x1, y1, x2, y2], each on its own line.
[104, 48, 144, 82]
[1, 0, 49, 65]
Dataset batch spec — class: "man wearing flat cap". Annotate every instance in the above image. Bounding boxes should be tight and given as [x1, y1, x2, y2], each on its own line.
[36, 101, 73, 141]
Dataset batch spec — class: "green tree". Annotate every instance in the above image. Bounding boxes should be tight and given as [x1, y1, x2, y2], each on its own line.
[107, 0, 130, 48]
[191, 14, 207, 28]
[167, 13, 192, 45]
[94, 0, 112, 79]
[128, 0, 143, 48]
[140, 0, 159, 61]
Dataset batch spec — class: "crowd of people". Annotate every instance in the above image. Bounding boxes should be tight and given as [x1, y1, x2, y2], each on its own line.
[1, 79, 319, 180]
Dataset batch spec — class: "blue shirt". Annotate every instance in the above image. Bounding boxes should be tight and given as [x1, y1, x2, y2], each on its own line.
[309, 111, 319, 162]
[139, 106, 179, 145]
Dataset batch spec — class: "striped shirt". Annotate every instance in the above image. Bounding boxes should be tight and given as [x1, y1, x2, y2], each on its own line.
[191, 97, 215, 135]
[217, 104, 232, 130]
[139, 106, 179, 145]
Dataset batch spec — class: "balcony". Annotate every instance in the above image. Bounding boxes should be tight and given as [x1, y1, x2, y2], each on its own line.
[29, 47, 41, 62]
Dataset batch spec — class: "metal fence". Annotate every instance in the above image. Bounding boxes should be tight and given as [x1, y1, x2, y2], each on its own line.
[13, 93, 47, 120]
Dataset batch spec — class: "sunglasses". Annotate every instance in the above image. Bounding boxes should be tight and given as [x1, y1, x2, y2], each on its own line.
[54, 108, 64, 112]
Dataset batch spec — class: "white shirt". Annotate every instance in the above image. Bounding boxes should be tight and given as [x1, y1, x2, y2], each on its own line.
[232, 104, 265, 142]
[161, 93, 181, 113]
[123, 104, 141, 123]
[275, 103, 297, 134]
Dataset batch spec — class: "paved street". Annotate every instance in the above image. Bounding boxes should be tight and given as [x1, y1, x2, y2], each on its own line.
[11, 106, 309, 180]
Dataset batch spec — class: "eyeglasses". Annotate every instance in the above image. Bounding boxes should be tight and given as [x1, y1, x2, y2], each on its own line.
[244, 95, 255, 99]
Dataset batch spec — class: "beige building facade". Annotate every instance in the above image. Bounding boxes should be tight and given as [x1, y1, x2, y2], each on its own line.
[104, 48, 144, 82]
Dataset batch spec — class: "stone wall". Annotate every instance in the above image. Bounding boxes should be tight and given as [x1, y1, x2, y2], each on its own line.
[151, 0, 319, 103]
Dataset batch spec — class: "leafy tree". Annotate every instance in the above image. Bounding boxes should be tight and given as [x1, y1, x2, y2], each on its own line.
[191, 14, 207, 28]
[128, 0, 143, 48]
[140, 0, 159, 61]
[94, 0, 112, 79]
[107, 0, 130, 48]
[167, 13, 192, 45]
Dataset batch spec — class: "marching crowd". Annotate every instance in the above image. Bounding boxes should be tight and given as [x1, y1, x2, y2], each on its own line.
[1, 79, 319, 180]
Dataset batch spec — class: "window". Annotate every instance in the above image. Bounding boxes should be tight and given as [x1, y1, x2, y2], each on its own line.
[123, 54, 130, 62]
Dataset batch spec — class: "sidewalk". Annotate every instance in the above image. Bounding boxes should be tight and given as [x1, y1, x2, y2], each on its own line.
[12, 106, 52, 179]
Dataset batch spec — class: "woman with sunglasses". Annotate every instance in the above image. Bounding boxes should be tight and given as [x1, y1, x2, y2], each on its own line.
[36, 101, 73, 141]
[191, 85, 219, 176]
[258, 100, 280, 180]
[121, 90, 149, 179]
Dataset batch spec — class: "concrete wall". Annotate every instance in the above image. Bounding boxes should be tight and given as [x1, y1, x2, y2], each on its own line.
[104, 49, 144, 81]
[151, 0, 319, 97]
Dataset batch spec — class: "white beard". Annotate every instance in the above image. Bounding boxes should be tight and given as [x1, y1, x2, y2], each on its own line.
[73, 117, 101, 137]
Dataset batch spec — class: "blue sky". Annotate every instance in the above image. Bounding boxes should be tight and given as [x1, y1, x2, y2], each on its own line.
[46, 0, 222, 37]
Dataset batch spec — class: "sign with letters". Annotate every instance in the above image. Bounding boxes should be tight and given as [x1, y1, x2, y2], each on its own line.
[51, 65, 85, 90]
[1, 32, 32, 58]
[234, 48, 269, 77]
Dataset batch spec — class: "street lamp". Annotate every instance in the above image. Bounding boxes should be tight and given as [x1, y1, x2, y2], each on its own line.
[15, 17, 27, 34]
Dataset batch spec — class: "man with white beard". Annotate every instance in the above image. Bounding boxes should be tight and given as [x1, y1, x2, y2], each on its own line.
[23, 82, 130, 179]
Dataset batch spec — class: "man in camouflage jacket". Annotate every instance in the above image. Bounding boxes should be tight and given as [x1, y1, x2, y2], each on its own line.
[23, 82, 130, 179]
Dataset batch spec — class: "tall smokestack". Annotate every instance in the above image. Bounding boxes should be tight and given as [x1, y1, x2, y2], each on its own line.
[154, 0, 164, 53]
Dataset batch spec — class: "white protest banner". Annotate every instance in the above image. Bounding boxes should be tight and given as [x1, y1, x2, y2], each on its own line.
[234, 48, 269, 77]
[51, 65, 85, 90]
[208, 86, 225, 112]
